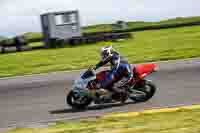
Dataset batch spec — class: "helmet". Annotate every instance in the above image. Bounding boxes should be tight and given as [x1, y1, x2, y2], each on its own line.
[100, 46, 113, 61]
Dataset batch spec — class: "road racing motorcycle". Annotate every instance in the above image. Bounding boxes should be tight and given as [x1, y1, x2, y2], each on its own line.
[66, 63, 158, 109]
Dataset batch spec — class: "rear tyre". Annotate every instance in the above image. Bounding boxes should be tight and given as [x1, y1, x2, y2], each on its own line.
[66, 91, 92, 109]
[129, 80, 156, 102]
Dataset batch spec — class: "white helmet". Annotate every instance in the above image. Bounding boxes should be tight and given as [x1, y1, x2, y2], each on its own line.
[100, 46, 113, 61]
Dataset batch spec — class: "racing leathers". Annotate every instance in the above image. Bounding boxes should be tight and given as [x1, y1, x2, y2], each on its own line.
[94, 51, 134, 90]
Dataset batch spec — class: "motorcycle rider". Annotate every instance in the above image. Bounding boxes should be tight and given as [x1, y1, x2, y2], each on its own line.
[94, 46, 135, 95]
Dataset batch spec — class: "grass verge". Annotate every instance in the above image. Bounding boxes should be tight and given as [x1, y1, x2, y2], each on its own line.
[0, 26, 200, 77]
[83, 16, 200, 33]
[5, 105, 200, 133]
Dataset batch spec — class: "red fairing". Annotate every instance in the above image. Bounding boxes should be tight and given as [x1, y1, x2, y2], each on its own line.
[96, 71, 107, 82]
[133, 64, 157, 79]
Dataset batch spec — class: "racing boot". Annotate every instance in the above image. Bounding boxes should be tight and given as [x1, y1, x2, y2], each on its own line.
[95, 89, 112, 104]
[111, 86, 128, 103]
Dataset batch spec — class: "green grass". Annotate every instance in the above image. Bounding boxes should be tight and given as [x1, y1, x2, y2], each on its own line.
[83, 16, 200, 33]
[127, 16, 200, 29]
[0, 26, 200, 77]
[0, 36, 6, 41]
[5, 108, 200, 133]
[29, 42, 44, 48]
[1, 16, 200, 46]
[23, 32, 43, 43]
[0, 32, 43, 46]
[83, 24, 113, 33]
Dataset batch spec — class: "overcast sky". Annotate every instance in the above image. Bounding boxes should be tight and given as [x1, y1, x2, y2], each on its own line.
[0, 0, 199, 37]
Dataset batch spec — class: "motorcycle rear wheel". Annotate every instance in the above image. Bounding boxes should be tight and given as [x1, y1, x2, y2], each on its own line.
[129, 80, 156, 102]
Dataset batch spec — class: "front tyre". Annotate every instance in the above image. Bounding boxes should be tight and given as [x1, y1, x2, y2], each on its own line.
[129, 80, 157, 102]
[66, 90, 92, 109]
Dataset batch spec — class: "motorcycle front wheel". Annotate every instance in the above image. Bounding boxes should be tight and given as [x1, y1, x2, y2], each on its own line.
[66, 90, 92, 109]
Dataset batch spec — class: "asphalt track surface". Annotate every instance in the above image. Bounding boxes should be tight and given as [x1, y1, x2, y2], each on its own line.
[0, 58, 200, 130]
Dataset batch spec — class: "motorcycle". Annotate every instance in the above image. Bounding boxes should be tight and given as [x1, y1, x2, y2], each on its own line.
[66, 63, 158, 109]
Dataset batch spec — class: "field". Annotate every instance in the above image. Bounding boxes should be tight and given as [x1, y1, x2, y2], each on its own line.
[1, 16, 200, 46]
[5, 106, 200, 133]
[82, 16, 200, 33]
[0, 26, 200, 77]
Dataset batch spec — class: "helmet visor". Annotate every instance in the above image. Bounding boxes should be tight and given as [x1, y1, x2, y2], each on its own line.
[101, 50, 109, 60]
